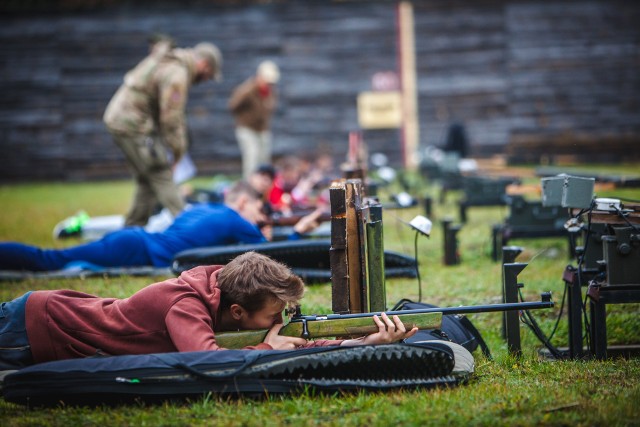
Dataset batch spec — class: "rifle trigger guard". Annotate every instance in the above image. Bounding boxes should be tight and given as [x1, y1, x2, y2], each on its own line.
[301, 319, 310, 339]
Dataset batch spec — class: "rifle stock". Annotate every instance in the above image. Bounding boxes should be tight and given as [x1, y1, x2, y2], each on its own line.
[215, 311, 442, 349]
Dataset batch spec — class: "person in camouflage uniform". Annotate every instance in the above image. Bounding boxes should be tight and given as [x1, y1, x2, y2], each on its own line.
[104, 41, 222, 226]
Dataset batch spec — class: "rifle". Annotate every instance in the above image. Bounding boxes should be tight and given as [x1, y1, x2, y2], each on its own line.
[260, 210, 332, 227]
[215, 293, 554, 349]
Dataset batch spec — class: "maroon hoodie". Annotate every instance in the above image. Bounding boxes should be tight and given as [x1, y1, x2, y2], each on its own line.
[25, 265, 340, 364]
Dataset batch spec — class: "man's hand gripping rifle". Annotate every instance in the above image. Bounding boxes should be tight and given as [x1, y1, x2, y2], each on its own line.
[215, 292, 554, 349]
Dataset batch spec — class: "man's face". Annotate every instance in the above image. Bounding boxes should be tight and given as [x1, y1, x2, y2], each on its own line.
[239, 197, 266, 225]
[239, 298, 285, 330]
[194, 60, 214, 84]
[249, 173, 273, 194]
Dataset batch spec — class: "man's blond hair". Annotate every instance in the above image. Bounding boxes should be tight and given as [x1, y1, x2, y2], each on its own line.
[217, 252, 305, 312]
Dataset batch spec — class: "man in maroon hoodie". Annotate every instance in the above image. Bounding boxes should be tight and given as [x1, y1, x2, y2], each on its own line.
[0, 252, 417, 370]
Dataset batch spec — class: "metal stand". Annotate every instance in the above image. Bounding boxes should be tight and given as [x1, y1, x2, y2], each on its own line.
[503, 262, 528, 356]
[501, 246, 523, 339]
[562, 265, 587, 358]
[563, 213, 640, 359]
[587, 283, 640, 359]
[442, 218, 461, 266]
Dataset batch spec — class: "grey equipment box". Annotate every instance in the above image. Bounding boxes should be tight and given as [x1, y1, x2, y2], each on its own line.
[541, 175, 595, 209]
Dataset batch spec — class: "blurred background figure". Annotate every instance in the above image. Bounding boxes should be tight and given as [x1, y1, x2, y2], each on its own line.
[248, 164, 277, 215]
[52, 164, 278, 242]
[443, 121, 469, 158]
[269, 154, 333, 215]
[104, 40, 223, 226]
[229, 60, 280, 179]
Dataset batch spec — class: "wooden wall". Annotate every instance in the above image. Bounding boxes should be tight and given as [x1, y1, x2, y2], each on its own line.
[0, 1, 638, 182]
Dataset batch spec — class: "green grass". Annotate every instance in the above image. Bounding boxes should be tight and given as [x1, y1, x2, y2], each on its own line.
[1, 165, 640, 426]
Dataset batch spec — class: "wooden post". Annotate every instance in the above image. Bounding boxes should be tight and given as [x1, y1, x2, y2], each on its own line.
[342, 131, 367, 184]
[345, 179, 368, 313]
[330, 181, 349, 314]
[398, 1, 419, 171]
[366, 201, 386, 312]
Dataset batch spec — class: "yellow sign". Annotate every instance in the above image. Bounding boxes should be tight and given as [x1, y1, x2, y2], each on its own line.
[357, 91, 402, 129]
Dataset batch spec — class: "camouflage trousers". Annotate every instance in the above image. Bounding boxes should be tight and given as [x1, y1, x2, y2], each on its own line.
[111, 131, 185, 226]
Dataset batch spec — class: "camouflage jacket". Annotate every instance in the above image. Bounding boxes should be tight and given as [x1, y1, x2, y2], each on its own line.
[228, 77, 277, 132]
[104, 48, 197, 161]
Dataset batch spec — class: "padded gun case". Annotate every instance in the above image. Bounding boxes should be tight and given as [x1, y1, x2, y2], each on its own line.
[172, 239, 417, 284]
[3, 342, 472, 406]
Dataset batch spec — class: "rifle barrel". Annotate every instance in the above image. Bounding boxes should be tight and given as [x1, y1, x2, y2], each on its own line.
[311, 299, 554, 321]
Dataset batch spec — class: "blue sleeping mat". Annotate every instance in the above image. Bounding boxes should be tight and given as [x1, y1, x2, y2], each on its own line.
[2, 342, 472, 406]
[0, 265, 173, 282]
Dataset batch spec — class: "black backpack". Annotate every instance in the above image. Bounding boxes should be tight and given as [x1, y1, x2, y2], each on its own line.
[392, 299, 492, 359]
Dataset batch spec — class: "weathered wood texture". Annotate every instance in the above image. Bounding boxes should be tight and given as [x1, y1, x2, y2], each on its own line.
[329, 182, 349, 314]
[1, 1, 639, 182]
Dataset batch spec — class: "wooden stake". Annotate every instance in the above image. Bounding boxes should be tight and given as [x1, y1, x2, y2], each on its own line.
[346, 179, 365, 313]
[329, 181, 349, 314]
[398, 1, 419, 171]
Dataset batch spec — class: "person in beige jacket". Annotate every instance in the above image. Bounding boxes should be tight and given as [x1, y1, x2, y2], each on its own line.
[104, 41, 222, 226]
[228, 60, 280, 179]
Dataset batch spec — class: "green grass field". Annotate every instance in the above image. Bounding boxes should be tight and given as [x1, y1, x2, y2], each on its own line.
[1, 165, 639, 426]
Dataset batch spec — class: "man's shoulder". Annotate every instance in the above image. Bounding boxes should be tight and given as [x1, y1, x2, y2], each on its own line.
[186, 202, 228, 214]
[179, 203, 238, 223]
[155, 56, 190, 83]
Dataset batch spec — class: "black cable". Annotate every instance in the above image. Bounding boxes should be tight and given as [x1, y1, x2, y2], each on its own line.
[414, 230, 423, 303]
[611, 204, 640, 232]
[547, 280, 567, 341]
[520, 311, 565, 359]
[519, 288, 566, 359]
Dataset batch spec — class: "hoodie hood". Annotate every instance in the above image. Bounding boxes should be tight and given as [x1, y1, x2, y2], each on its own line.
[176, 264, 224, 323]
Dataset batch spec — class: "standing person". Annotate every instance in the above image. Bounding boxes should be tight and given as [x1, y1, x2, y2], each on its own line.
[104, 40, 223, 226]
[228, 60, 280, 179]
[0, 251, 418, 369]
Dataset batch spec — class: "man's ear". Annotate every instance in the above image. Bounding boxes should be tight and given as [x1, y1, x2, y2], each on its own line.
[234, 194, 248, 212]
[229, 303, 246, 320]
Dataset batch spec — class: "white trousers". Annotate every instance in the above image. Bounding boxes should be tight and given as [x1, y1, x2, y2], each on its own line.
[236, 126, 272, 179]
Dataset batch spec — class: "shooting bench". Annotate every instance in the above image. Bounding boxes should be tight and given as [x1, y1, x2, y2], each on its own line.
[458, 175, 518, 223]
[564, 204, 640, 359]
[491, 194, 572, 261]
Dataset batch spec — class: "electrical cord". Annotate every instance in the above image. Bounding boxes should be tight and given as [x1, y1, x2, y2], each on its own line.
[546, 281, 567, 342]
[611, 204, 640, 233]
[388, 210, 426, 303]
[518, 288, 567, 359]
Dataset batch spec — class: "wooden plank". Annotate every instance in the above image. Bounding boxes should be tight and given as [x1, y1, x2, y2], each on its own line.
[345, 179, 364, 313]
[366, 202, 386, 312]
[398, 1, 419, 171]
[329, 181, 349, 314]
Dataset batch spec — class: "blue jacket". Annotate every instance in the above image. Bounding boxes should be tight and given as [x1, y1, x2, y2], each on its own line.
[142, 203, 266, 267]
